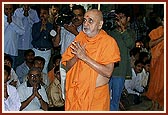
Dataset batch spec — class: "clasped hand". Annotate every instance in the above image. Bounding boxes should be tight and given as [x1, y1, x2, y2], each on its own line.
[70, 41, 86, 61]
[32, 84, 42, 99]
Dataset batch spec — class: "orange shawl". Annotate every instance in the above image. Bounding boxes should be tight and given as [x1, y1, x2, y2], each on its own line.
[62, 30, 120, 111]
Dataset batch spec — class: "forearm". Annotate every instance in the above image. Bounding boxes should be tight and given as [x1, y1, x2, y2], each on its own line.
[52, 33, 60, 47]
[83, 56, 114, 78]
[20, 94, 34, 111]
[38, 98, 48, 111]
[66, 56, 78, 71]
[149, 36, 164, 48]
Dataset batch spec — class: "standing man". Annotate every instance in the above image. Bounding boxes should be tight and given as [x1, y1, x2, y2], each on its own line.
[13, 4, 40, 68]
[61, 9, 120, 111]
[53, 5, 85, 99]
[48, 4, 60, 24]
[32, 4, 54, 74]
[108, 6, 135, 111]
[4, 4, 25, 69]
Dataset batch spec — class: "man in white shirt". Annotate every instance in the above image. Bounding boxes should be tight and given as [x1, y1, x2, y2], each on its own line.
[17, 67, 49, 111]
[14, 4, 40, 69]
[4, 4, 25, 69]
[4, 65, 21, 111]
[4, 54, 20, 88]
[139, 59, 150, 91]
[125, 60, 144, 104]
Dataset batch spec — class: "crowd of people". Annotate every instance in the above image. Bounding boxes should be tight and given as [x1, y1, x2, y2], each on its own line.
[3, 4, 164, 111]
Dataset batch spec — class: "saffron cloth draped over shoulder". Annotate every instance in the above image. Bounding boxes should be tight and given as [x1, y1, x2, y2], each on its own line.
[62, 30, 120, 111]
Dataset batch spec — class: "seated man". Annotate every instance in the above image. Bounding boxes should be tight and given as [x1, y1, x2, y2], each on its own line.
[4, 65, 21, 111]
[16, 49, 35, 84]
[4, 54, 20, 88]
[124, 60, 144, 105]
[47, 66, 65, 111]
[23, 56, 50, 89]
[17, 67, 49, 111]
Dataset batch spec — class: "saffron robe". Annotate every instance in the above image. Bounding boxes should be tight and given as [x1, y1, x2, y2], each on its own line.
[146, 26, 164, 107]
[62, 30, 120, 111]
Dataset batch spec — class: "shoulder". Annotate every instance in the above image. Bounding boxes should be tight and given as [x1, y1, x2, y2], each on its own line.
[8, 84, 16, 90]
[14, 8, 23, 12]
[101, 30, 117, 42]
[29, 8, 38, 13]
[17, 82, 27, 90]
[16, 62, 25, 69]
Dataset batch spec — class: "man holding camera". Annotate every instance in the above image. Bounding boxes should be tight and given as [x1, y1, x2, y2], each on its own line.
[53, 5, 86, 100]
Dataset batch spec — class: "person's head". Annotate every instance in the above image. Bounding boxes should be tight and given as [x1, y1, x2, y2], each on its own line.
[39, 4, 49, 22]
[23, 4, 30, 11]
[52, 54, 61, 67]
[71, 5, 85, 27]
[4, 4, 13, 16]
[130, 47, 140, 60]
[27, 67, 41, 86]
[54, 66, 61, 81]
[33, 56, 45, 72]
[115, 6, 131, 28]
[150, 15, 163, 30]
[4, 54, 13, 68]
[144, 59, 150, 72]
[135, 39, 143, 48]
[139, 52, 149, 63]
[134, 60, 144, 74]
[83, 9, 103, 38]
[4, 65, 11, 83]
[49, 4, 59, 17]
[24, 49, 35, 63]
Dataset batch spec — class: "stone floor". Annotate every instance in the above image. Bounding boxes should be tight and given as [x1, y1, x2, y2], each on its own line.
[120, 96, 165, 112]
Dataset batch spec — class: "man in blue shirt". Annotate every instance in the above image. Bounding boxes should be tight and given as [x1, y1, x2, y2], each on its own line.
[32, 4, 55, 74]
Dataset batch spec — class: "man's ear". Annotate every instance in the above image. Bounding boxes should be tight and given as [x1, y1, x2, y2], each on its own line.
[98, 21, 104, 29]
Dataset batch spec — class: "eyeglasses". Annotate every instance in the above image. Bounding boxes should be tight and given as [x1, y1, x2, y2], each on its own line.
[29, 74, 41, 79]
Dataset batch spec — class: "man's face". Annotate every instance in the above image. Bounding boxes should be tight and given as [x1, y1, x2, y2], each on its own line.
[4, 70, 10, 83]
[117, 13, 128, 27]
[40, 9, 49, 21]
[136, 42, 142, 48]
[4, 60, 12, 68]
[134, 63, 144, 74]
[50, 6, 59, 16]
[23, 4, 29, 12]
[54, 59, 60, 67]
[34, 60, 44, 71]
[25, 52, 35, 63]
[4, 4, 13, 16]
[72, 9, 84, 27]
[83, 10, 103, 37]
[144, 64, 150, 72]
[28, 70, 41, 86]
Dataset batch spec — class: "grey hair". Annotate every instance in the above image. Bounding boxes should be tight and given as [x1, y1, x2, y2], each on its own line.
[28, 67, 41, 75]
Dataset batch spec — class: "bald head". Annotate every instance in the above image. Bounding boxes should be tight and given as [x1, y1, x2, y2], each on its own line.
[83, 9, 104, 38]
[87, 9, 103, 22]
